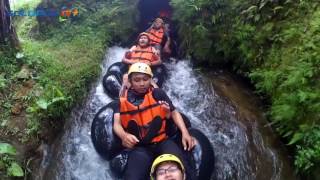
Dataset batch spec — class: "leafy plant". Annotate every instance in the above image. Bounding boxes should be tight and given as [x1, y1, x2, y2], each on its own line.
[26, 85, 71, 135]
[171, 0, 320, 176]
[0, 143, 24, 177]
[0, 0, 138, 178]
[0, 74, 7, 90]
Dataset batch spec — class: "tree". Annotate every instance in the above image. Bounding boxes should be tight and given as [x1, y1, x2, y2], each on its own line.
[0, 0, 19, 49]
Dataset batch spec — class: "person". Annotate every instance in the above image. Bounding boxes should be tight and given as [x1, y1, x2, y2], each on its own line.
[113, 63, 196, 180]
[121, 32, 162, 93]
[146, 17, 171, 54]
[150, 154, 185, 180]
[122, 32, 162, 67]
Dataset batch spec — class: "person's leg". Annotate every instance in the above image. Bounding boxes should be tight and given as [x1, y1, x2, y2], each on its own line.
[127, 117, 163, 145]
[127, 120, 141, 140]
[156, 139, 197, 180]
[140, 116, 162, 144]
[124, 147, 153, 180]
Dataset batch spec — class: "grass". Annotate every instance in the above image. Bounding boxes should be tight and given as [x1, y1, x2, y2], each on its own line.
[2, 0, 138, 138]
[14, 16, 108, 138]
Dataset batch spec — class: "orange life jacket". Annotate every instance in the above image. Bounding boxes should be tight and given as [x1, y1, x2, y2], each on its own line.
[130, 46, 158, 62]
[120, 89, 168, 143]
[148, 27, 165, 45]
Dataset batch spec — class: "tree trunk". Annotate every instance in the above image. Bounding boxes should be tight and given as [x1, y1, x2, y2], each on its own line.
[0, 0, 20, 49]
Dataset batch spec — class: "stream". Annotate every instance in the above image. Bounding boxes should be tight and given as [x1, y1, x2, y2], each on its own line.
[34, 46, 298, 180]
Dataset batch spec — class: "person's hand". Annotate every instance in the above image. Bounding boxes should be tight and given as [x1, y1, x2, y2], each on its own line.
[151, 79, 159, 88]
[159, 101, 170, 118]
[125, 51, 132, 59]
[122, 74, 131, 89]
[181, 132, 196, 151]
[152, 48, 160, 56]
[121, 133, 139, 149]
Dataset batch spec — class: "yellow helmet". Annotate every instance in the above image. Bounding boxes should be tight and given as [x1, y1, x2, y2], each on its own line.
[150, 154, 185, 179]
[128, 62, 153, 77]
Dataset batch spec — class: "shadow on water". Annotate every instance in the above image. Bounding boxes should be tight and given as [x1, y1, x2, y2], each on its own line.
[33, 47, 298, 180]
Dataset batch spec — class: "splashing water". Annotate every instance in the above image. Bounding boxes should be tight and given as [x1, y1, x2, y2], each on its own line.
[35, 47, 297, 180]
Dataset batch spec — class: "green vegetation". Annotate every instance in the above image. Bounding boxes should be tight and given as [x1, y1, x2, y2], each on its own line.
[0, 143, 24, 177]
[1, 0, 138, 177]
[2, 0, 317, 178]
[9, 0, 41, 10]
[171, 0, 320, 176]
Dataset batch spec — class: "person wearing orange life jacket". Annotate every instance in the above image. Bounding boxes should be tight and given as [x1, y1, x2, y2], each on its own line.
[146, 17, 171, 55]
[121, 32, 162, 93]
[122, 32, 162, 67]
[113, 63, 197, 180]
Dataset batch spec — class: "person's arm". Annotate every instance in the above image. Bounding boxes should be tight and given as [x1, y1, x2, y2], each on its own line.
[114, 113, 139, 148]
[153, 89, 195, 151]
[122, 57, 138, 65]
[163, 29, 171, 53]
[150, 47, 162, 66]
[171, 110, 195, 151]
[122, 53, 139, 65]
[122, 46, 139, 65]
[113, 113, 127, 141]
[164, 35, 170, 48]
[150, 59, 162, 66]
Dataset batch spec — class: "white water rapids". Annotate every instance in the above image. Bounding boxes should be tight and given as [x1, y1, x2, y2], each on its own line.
[34, 47, 297, 180]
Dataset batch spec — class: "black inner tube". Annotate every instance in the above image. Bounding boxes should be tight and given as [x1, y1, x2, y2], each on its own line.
[91, 101, 214, 179]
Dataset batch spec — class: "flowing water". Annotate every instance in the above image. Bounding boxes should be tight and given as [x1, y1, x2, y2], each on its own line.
[34, 47, 298, 180]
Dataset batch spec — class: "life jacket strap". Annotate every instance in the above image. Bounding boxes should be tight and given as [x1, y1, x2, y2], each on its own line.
[148, 31, 164, 39]
[120, 103, 161, 115]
